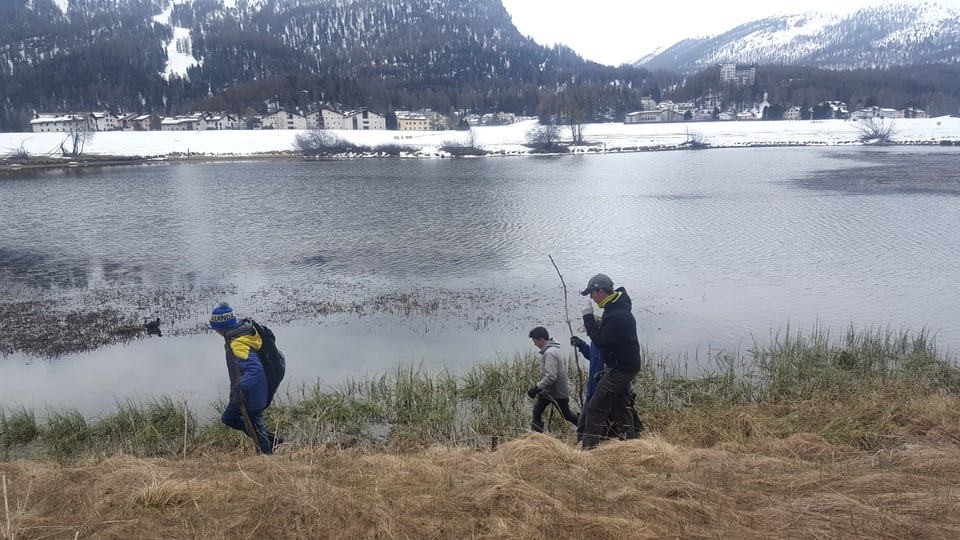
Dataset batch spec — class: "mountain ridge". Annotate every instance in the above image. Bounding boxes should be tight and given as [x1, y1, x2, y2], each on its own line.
[637, 1, 960, 72]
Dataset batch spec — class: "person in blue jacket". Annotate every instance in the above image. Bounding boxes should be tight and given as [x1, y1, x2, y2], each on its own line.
[210, 302, 275, 454]
[571, 331, 643, 442]
[569, 334, 603, 440]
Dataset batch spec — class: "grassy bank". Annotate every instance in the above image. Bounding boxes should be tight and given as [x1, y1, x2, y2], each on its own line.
[2, 325, 960, 538]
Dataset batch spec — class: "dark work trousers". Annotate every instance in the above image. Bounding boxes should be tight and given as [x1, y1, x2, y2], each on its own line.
[578, 387, 644, 442]
[222, 404, 273, 454]
[531, 395, 580, 432]
[577, 394, 641, 442]
[582, 367, 638, 449]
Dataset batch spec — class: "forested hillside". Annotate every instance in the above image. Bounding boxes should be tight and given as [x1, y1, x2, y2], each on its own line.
[676, 64, 960, 118]
[0, 0, 657, 131]
[1, 0, 959, 132]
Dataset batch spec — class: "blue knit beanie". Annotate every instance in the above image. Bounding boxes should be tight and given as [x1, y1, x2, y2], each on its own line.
[210, 302, 238, 330]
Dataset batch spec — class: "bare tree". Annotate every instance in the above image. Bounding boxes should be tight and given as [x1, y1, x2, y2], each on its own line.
[440, 128, 486, 156]
[525, 123, 563, 152]
[569, 123, 585, 145]
[679, 126, 709, 149]
[7, 143, 30, 160]
[857, 117, 898, 144]
[60, 122, 94, 157]
[294, 128, 343, 155]
[567, 107, 586, 145]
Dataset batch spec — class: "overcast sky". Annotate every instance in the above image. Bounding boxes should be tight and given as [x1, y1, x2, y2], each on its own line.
[499, 0, 936, 66]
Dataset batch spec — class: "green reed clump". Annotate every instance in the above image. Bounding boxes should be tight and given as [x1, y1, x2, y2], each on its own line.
[3, 324, 956, 462]
[277, 354, 541, 448]
[0, 407, 40, 457]
[283, 380, 390, 445]
[370, 366, 460, 443]
[93, 396, 197, 457]
[751, 324, 958, 401]
[460, 353, 540, 437]
[43, 408, 91, 462]
[639, 345, 762, 412]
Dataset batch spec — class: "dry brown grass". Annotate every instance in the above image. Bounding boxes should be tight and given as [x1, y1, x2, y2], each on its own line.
[3, 393, 960, 539]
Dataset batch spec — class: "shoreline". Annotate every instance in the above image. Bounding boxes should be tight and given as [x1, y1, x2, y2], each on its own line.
[2, 137, 958, 176]
[2, 117, 958, 174]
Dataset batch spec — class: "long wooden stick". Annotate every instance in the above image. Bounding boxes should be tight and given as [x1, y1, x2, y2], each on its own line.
[238, 402, 258, 447]
[229, 354, 260, 452]
[549, 254, 584, 406]
[3, 473, 10, 540]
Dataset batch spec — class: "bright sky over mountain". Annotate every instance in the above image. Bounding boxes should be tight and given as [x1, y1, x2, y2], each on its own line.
[500, 0, 954, 66]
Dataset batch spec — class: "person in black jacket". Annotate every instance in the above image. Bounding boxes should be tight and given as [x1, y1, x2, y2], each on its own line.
[571, 331, 643, 442]
[579, 273, 642, 449]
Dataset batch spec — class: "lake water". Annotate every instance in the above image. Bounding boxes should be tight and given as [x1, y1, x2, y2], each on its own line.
[2, 146, 959, 417]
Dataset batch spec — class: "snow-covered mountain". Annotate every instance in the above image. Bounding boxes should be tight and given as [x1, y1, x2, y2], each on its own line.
[638, 1, 960, 72]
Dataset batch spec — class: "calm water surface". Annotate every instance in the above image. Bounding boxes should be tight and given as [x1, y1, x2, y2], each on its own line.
[2, 146, 959, 415]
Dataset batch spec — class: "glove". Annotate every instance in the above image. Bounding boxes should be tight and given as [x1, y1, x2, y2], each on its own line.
[527, 385, 540, 398]
[570, 336, 586, 348]
[582, 301, 594, 316]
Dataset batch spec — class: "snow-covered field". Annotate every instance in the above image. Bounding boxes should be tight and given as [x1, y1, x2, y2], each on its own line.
[1, 117, 958, 159]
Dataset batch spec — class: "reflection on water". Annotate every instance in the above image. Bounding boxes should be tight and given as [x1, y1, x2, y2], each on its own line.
[1, 318, 524, 419]
[2, 146, 959, 414]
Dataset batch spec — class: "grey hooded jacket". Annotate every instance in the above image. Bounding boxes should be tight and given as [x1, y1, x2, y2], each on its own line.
[535, 339, 570, 399]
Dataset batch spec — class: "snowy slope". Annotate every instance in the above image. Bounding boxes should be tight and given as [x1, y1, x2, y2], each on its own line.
[639, 0, 960, 71]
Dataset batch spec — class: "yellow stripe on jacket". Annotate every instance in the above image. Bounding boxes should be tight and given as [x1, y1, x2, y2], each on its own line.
[229, 331, 263, 360]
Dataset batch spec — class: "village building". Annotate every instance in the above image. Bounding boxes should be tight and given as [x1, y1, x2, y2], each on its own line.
[481, 112, 517, 125]
[342, 109, 386, 130]
[421, 109, 446, 130]
[306, 108, 345, 130]
[850, 107, 902, 120]
[128, 114, 161, 131]
[692, 109, 716, 121]
[29, 114, 87, 133]
[203, 112, 244, 130]
[624, 109, 684, 123]
[261, 109, 308, 130]
[160, 115, 204, 131]
[118, 113, 138, 130]
[902, 107, 928, 118]
[88, 111, 120, 131]
[720, 63, 756, 86]
[395, 111, 429, 131]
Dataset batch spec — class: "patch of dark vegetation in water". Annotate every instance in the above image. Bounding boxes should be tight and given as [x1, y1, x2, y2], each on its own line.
[0, 155, 148, 177]
[0, 300, 142, 358]
[800, 152, 960, 195]
[0, 284, 238, 358]
[0, 276, 551, 358]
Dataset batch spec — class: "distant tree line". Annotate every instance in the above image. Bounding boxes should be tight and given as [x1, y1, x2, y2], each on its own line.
[673, 64, 960, 118]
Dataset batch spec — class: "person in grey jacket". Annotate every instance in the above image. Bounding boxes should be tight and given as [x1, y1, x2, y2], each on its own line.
[527, 326, 580, 432]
